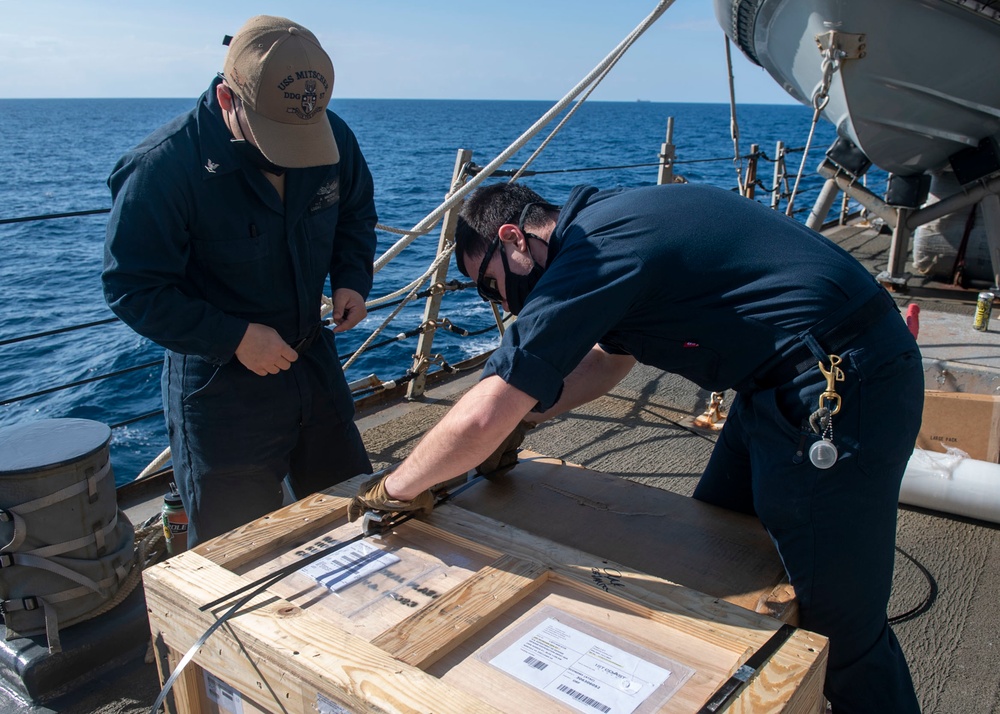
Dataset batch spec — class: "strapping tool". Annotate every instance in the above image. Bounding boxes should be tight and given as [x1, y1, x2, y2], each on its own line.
[360, 508, 406, 538]
[149, 469, 485, 714]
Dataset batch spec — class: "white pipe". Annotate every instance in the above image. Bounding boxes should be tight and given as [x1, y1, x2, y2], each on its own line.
[806, 177, 840, 231]
[899, 448, 1000, 524]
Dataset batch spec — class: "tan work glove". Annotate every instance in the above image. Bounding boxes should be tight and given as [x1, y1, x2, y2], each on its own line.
[346, 471, 435, 523]
[476, 420, 536, 478]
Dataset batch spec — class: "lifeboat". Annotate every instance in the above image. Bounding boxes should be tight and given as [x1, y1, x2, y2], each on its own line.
[714, 0, 1000, 179]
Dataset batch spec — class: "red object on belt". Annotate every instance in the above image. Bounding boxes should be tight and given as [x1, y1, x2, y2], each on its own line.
[905, 303, 920, 338]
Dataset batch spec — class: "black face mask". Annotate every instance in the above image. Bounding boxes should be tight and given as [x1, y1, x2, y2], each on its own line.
[230, 139, 287, 176]
[227, 90, 287, 176]
[474, 201, 550, 315]
[498, 241, 545, 315]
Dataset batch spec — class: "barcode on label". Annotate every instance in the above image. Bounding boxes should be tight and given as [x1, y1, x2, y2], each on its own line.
[204, 671, 243, 714]
[523, 655, 548, 670]
[557, 683, 611, 713]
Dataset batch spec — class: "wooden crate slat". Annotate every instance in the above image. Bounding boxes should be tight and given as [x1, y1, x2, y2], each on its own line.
[372, 553, 551, 668]
[450, 453, 792, 618]
[195, 492, 349, 569]
[726, 639, 829, 714]
[143, 551, 506, 714]
[422, 504, 824, 664]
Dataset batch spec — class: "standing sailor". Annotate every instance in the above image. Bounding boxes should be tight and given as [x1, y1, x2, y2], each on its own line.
[104, 15, 377, 546]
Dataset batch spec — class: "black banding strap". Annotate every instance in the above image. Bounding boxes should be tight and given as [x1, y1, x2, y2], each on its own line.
[696, 623, 798, 713]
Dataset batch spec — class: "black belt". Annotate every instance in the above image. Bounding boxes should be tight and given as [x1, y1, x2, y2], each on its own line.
[292, 321, 326, 354]
[747, 289, 897, 391]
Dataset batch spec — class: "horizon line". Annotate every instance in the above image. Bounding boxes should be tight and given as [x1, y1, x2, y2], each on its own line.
[0, 96, 802, 107]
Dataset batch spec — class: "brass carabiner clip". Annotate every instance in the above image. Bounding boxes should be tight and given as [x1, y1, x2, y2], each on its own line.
[818, 354, 845, 414]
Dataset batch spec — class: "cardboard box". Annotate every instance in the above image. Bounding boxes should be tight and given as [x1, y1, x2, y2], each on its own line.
[144, 456, 827, 713]
[917, 391, 1000, 462]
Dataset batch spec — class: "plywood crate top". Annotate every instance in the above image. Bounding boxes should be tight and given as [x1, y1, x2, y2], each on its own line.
[144, 463, 827, 714]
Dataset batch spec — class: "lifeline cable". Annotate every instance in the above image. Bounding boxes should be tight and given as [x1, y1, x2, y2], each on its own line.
[149, 471, 489, 713]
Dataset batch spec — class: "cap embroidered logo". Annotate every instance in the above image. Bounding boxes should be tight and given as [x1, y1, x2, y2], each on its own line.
[223, 15, 339, 168]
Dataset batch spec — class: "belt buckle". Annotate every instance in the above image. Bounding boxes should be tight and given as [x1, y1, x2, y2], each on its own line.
[293, 323, 324, 354]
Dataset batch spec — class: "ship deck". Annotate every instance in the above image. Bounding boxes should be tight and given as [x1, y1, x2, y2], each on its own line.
[9, 218, 1000, 714]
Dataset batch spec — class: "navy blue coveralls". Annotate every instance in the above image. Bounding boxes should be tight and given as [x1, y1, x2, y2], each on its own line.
[102, 77, 376, 546]
[483, 184, 923, 713]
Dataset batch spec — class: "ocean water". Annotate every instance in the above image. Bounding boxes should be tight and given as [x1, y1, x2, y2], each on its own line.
[0, 96, 872, 485]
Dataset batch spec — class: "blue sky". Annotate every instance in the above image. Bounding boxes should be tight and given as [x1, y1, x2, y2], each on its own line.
[0, 0, 796, 104]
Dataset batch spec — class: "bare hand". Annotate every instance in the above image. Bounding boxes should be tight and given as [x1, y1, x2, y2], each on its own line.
[331, 288, 367, 333]
[235, 323, 298, 376]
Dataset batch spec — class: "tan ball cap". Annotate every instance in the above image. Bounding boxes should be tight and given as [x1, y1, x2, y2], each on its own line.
[223, 15, 339, 167]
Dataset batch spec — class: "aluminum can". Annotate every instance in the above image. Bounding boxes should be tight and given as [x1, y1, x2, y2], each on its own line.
[162, 486, 188, 556]
[974, 292, 995, 332]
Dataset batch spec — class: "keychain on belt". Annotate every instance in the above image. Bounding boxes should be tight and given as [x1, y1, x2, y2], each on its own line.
[809, 354, 844, 469]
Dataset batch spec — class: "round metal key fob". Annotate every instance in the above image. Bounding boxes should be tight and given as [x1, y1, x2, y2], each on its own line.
[809, 438, 838, 469]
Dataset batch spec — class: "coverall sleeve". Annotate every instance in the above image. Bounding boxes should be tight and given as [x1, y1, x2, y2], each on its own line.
[482, 235, 646, 411]
[102, 152, 248, 364]
[328, 120, 378, 300]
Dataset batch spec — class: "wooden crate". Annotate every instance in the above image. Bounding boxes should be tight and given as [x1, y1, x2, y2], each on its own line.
[144, 462, 827, 714]
[432, 452, 798, 623]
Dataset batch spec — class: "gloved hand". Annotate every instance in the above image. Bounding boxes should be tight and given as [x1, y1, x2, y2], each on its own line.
[346, 471, 435, 523]
[475, 420, 536, 478]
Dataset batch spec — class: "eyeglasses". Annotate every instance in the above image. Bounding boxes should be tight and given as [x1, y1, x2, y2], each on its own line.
[475, 202, 540, 304]
[475, 237, 503, 303]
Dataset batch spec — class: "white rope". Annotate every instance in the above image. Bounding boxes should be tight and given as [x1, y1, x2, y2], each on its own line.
[371, 222, 435, 278]
[133, 447, 171, 483]
[354, 0, 675, 358]
[134, 1, 677, 479]
[725, 36, 745, 196]
[370, 0, 676, 275]
[375, 222, 432, 237]
[509, 6, 659, 184]
[372, 223, 440, 277]
[368, 242, 456, 308]
[348, 0, 675, 345]
[787, 50, 840, 217]
[342, 244, 456, 372]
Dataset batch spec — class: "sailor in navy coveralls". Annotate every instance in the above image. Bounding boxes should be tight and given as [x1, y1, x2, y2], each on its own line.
[103, 16, 375, 546]
[350, 181, 924, 713]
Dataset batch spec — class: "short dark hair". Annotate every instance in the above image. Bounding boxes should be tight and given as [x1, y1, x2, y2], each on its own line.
[454, 182, 557, 277]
